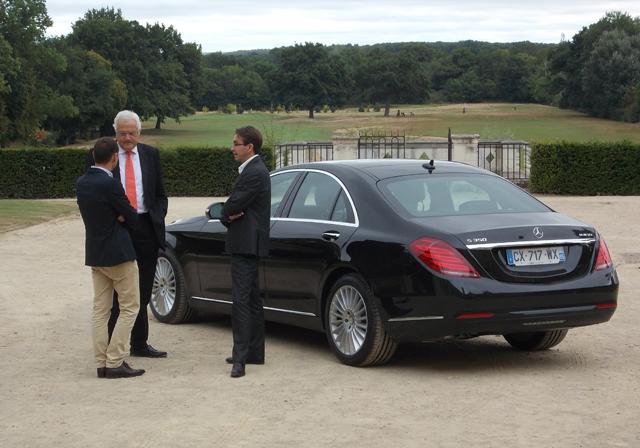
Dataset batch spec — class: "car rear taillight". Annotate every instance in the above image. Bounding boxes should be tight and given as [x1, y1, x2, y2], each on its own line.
[409, 237, 480, 278]
[594, 237, 613, 271]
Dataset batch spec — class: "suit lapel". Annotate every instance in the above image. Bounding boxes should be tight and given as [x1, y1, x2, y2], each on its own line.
[138, 144, 152, 200]
[234, 156, 257, 189]
[112, 162, 120, 180]
[240, 155, 261, 176]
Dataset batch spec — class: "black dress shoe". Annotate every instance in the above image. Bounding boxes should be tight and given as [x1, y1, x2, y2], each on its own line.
[97, 367, 106, 378]
[225, 357, 264, 365]
[230, 363, 245, 378]
[131, 344, 167, 358]
[105, 361, 145, 379]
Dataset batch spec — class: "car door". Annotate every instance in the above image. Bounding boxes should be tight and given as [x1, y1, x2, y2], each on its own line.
[193, 216, 232, 303]
[265, 170, 358, 319]
[195, 170, 301, 305]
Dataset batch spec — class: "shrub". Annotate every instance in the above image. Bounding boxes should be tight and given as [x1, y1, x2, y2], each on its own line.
[221, 103, 237, 114]
[530, 141, 640, 195]
[0, 146, 274, 198]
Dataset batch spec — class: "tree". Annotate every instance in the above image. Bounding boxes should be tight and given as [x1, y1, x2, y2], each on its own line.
[0, 0, 74, 145]
[70, 8, 199, 129]
[443, 69, 489, 102]
[271, 43, 348, 118]
[547, 11, 640, 120]
[582, 29, 640, 120]
[357, 47, 430, 116]
[0, 34, 16, 142]
[43, 39, 127, 144]
[145, 23, 193, 129]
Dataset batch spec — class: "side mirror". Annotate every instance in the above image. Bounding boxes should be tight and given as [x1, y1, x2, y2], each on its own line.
[206, 201, 225, 220]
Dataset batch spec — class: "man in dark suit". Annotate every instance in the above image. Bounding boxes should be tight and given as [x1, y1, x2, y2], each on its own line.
[221, 126, 271, 378]
[106, 110, 169, 358]
[77, 137, 145, 379]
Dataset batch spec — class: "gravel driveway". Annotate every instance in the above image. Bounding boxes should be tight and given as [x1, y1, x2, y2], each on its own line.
[1, 196, 638, 448]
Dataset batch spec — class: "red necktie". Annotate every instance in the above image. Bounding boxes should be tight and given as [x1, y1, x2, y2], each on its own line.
[125, 151, 138, 210]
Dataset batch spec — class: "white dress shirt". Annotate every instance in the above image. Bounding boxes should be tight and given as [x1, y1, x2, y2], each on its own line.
[118, 145, 147, 213]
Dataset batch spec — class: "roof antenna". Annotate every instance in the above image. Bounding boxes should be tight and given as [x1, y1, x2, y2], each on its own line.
[422, 159, 436, 174]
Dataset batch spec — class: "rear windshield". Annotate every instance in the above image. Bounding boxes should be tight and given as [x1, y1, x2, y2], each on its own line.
[379, 173, 550, 217]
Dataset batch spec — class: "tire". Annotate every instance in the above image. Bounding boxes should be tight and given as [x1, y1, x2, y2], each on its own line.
[324, 274, 397, 366]
[503, 329, 568, 351]
[150, 249, 195, 324]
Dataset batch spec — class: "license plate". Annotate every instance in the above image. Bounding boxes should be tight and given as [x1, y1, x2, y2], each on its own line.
[506, 246, 566, 266]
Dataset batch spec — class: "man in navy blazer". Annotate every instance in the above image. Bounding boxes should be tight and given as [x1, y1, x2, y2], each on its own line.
[77, 137, 145, 379]
[221, 126, 271, 378]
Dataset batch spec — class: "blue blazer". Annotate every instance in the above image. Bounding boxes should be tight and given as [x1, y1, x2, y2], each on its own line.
[76, 168, 138, 267]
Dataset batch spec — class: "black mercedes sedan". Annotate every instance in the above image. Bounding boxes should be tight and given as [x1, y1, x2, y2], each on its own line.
[151, 159, 618, 366]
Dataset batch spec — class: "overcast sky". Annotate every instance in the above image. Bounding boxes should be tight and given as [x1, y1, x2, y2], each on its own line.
[44, 0, 640, 53]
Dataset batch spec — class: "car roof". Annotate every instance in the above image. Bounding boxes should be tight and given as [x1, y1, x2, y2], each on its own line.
[273, 159, 495, 180]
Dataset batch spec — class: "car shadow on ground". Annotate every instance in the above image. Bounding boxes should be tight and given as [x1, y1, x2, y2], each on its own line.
[390, 338, 583, 374]
[188, 313, 585, 374]
[196, 313, 329, 352]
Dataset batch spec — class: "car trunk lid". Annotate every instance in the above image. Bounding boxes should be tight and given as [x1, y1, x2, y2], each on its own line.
[419, 212, 597, 282]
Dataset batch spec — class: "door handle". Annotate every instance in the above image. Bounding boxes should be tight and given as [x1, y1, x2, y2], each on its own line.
[322, 231, 341, 241]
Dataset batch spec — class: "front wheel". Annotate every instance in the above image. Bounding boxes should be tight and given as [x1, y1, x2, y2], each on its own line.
[503, 329, 568, 351]
[150, 249, 195, 324]
[325, 274, 397, 366]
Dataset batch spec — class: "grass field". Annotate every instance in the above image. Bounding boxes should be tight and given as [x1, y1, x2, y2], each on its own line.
[138, 103, 640, 149]
[0, 200, 78, 233]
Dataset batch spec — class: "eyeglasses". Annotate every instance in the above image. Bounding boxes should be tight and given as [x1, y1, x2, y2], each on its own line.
[116, 131, 139, 137]
[232, 143, 246, 147]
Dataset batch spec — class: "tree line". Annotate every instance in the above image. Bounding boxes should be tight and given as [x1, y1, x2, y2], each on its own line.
[1, 1, 639, 147]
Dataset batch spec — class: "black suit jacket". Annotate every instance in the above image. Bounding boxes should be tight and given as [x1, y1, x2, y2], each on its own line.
[76, 168, 138, 267]
[221, 156, 271, 257]
[87, 143, 168, 248]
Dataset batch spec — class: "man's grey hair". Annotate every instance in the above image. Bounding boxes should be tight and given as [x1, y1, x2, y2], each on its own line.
[113, 110, 142, 133]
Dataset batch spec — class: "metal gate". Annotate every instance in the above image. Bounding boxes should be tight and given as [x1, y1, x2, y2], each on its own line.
[478, 140, 531, 185]
[275, 142, 333, 168]
[357, 130, 405, 159]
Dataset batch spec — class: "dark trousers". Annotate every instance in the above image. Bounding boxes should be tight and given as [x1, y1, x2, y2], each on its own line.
[231, 254, 265, 364]
[108, 213, 159, 350]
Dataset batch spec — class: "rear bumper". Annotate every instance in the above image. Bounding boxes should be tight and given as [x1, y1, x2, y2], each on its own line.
[385, 304, 616, 342]
[379, 269, 619, 343]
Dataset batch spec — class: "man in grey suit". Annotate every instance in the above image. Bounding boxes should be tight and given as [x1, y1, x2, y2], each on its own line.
[221, 126, 271, 378]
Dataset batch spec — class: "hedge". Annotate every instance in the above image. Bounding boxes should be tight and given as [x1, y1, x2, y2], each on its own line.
[0, 146, 274, 199]
[530, 141, 640, 195]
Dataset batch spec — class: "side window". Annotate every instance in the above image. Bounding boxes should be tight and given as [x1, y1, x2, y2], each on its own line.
[330, 190, 355, 223]
[288, 172, 341, 221]
[270, 172, 298, 217]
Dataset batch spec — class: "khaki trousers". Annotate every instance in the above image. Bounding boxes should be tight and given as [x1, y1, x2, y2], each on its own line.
[91, 260, 140, 368]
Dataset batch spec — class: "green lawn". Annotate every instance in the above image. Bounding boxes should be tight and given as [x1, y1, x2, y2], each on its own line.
[0, 200, 78, 233]
[137, 103, 640, 149]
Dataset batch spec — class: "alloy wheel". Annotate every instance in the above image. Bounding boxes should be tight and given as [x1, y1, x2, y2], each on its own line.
[151, 257, 176, 317]
[329, 285, 368, 355]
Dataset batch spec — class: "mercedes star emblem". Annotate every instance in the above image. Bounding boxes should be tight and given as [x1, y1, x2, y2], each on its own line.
[533, 227, 544, 239]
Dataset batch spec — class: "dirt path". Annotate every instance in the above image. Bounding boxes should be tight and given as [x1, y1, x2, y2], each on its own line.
[0, 196, 638, 448]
